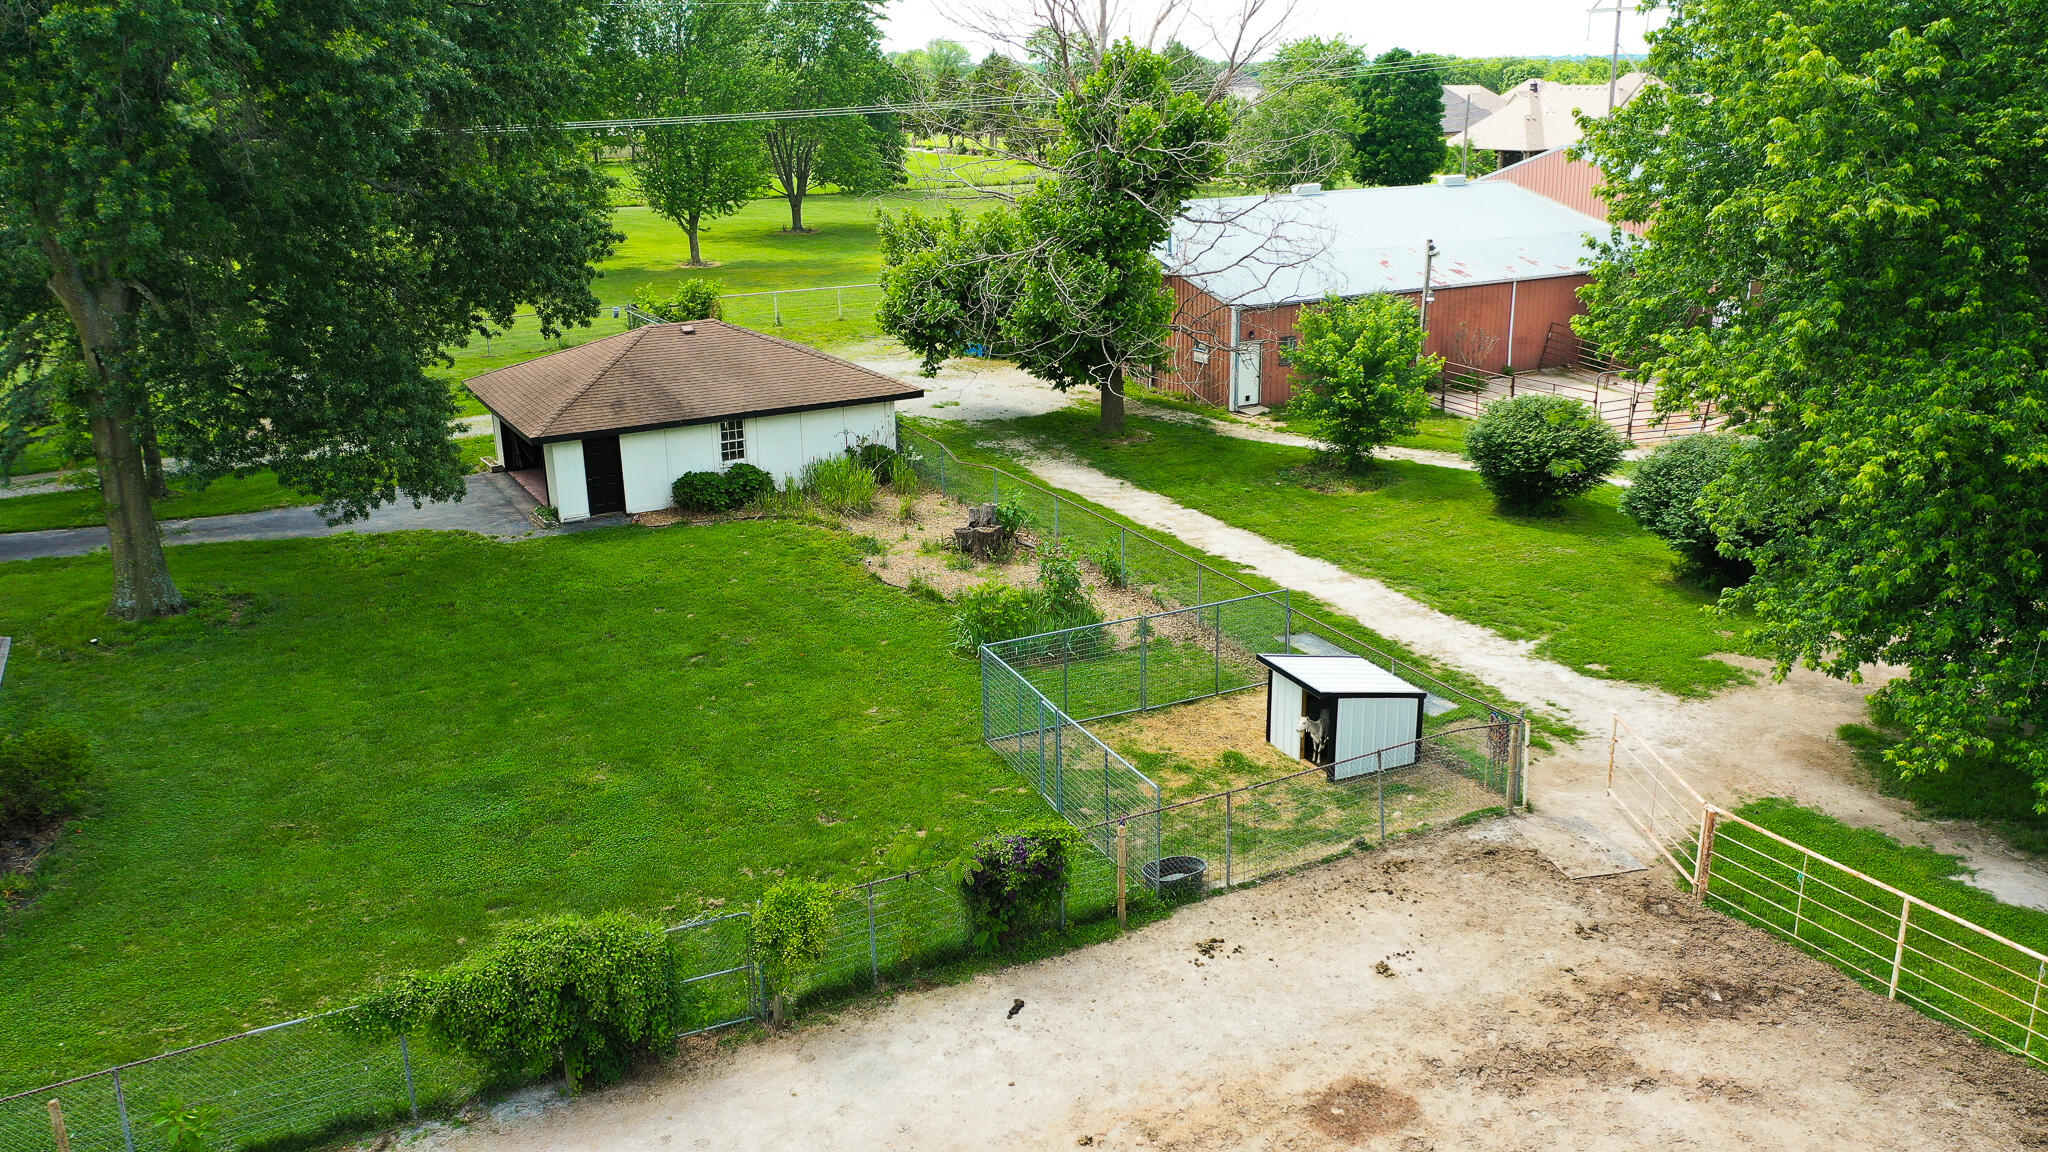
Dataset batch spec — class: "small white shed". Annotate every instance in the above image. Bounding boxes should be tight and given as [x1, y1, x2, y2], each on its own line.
[1257, 654, 1427, 780]
[465, 319, 923, 522]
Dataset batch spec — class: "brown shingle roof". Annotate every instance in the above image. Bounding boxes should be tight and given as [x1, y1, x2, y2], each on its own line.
[465, 319, 924, 442]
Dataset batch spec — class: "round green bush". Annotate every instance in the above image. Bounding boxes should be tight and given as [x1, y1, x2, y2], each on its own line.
[1463, 394, 1628, 509]
[1619, 433, 1741, 570]
[671, 463, 773, 512]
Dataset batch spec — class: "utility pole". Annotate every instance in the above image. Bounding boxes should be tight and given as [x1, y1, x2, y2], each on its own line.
[1460, 96, 1473, 179]
[1417, 239, 1438, 363]
[1588, 2, 1629, 113]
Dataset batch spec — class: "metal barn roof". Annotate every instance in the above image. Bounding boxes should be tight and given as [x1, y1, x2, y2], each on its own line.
[1160, 181, 1613, 308]
[1258, 654, 1426, 697]
[465, 319, 924, 443]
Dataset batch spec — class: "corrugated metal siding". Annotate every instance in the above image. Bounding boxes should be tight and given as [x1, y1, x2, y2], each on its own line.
[1334, 697, 1422, 777]
[1159, 276, 1234, 405]
[1266, 672, 1303, 759]
[1484, 149, 1648, 237]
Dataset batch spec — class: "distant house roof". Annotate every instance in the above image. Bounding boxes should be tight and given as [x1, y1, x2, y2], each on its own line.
[1160, 181, 1614, 308]
[1440, 84, 1506, 135]
[466, 320, 923, 444]
[1451, 73, 1657, 153]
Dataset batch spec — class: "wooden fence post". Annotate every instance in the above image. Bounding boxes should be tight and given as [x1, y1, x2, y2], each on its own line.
[1692, 806, 1719, 898]
[1606, 716, 1618, 792]
[48, 1099, 70, 1152]
[1116, 822, 1128, 931]
[1890, 894, 1913, 1000]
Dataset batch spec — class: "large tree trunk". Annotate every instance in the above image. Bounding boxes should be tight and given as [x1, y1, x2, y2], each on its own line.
[40, 238, 188, 619]
[686, 211, 704, 266]
[785, 187, 805, 233]
[1099, 367, 1126, 433]
[139, 414, 168, 498]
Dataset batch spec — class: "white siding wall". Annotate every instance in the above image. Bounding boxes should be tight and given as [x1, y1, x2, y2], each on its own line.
[546, 440, 589, 521]
[619, 430, 671, 514]
[491, 415, 506, 466]
[1266, 672, 1303, 759]
[553, 401, 901, 518]
[1332, 697, 1422, 778]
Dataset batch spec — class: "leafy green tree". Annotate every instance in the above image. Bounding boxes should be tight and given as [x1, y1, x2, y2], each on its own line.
[1283, 294, 1437, 470]
[759, 0, 903, 233]
[895, 39, 973, 147]
[1, 0, 614, 619]
[1440, 55, 1619, 93]
[1351, 48, 1448, 186]
[632, 280, 723, 322]
[1463, 394, 1626, 510]
[1227, 40, 1364, 192]
[966, 52, 1031, 152]
[877, 43, 1230, 432]
[1576, 0, 2048, 791]
[1619, 434, 1754, 582]
[751, 880, 834, 1026]
[596, 0, 768, 266]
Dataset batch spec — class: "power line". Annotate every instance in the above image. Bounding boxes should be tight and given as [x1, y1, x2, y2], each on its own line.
[500, 54, 1461, 133]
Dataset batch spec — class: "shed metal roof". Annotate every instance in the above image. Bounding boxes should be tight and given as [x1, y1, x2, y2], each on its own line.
[1160, 181, 1612, 308]
[1258, 654, 1426, 697]
[465, 319, 924, 443]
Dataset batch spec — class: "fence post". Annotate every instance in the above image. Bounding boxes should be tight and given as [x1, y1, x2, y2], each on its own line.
[2028, 960, 2045, 1057]
[1061, 640, 1072, 716]
[1052, 495, 1060, 542]
[1377, 760, 1387, 842]
[1196, 566, 1203, 610]
[938, 454, 947, 495]
[1138, 621, 1150, 711]
[1793, 856, 1809, 941]
[1036, 696, 1048, 793]
[1606, 715, 1618, 792]
[1103, 749, 1111, 825]
[836, 287, 844, 321]
[1889, 894, 1913, 1000]
[1692, 806, 1719, 897]
[773, 291, 782, 326]
[111, 1068, 135, 1152]
[399, 1034, 420, 1121]
[48, 1099, 69, 1152]
[1213, 600, 1223, 696]
[1223, 790, 1233, 887]
[1053, 715, 1064, 812]
[1116, 822, 1128, 930]
[866, 882, 880, 990]
[1282, 591, 1293, 650]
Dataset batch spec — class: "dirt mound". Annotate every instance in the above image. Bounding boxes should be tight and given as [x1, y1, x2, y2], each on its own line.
[1299, 1077, 1421, 1142]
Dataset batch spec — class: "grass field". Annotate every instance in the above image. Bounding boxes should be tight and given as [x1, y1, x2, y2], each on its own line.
[942, 407, 1746, 697]
[0, 436, 495, 534]
[0, 519, 1050, 1092]
[436, 190, 1010, 415]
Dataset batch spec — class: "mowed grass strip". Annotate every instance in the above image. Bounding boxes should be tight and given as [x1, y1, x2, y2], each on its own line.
[0, 522, 1042, 1091]
[1709, 799, 2048, 1064]
[0, 436, 496, 534]
[962, 408, 1746, 696]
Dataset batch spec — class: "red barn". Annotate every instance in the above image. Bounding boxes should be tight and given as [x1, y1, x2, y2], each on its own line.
[1156, 174, 1620, 411]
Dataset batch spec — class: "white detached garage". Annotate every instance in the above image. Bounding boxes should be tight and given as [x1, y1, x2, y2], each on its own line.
[465, 319, 924, 521]
[1258, 654, 1428, 780]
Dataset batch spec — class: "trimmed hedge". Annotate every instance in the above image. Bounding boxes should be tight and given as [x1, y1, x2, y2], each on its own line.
[672, 463, 773, 512]
[1463, 394, 1627, 509]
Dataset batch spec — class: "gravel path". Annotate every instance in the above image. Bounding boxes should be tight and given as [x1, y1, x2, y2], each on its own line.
[0, 472, 549, 563]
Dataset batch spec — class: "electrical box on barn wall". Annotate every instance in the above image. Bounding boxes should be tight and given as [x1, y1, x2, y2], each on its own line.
[1257, 654, 1427, 780]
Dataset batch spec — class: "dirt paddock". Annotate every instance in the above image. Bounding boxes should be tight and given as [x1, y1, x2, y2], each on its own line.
[409, 821, 2048, 1151]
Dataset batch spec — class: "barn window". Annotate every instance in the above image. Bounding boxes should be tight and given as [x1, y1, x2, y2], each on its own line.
[1279, 335, 1298, 351]
[719, 419, 746, 462]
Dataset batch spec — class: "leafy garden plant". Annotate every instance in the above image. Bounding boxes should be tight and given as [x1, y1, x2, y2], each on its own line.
[672, 463, 773, 513]
[1462, 394, 1627, 511]
[801, 454, 880, 516]
[958, 823, 1080, 951]
[147, 1097, 223, 1152]
[750, 880, 834, 1026]
[348, 913, 688, 1092]
[1618, 433, 1753, 582]
[631, 279, 723, 323]
[1283, 293, 1438, 471]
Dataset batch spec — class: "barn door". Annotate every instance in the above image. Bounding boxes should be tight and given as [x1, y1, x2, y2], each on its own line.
[582, 435, 626, 515]
[1232, 342, 1262, 408]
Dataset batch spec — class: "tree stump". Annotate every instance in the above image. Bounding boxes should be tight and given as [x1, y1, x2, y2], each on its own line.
[953, 524, 1005, 559]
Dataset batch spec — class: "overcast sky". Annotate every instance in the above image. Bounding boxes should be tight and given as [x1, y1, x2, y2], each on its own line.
[877, 0, 1666, 61]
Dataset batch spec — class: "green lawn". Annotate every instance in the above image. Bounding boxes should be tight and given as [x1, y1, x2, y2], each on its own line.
[946, 408, 1747, 696]
[600, 152, 1043, 209]
[435, 190, 1007, 415]
[0, 436, 495, 534]
[0, 521, 1043, 1091]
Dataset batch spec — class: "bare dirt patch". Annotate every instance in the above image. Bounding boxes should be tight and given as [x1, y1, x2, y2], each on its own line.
[402, 824, 2048, 1152]
[1090, 692, 1300, 791]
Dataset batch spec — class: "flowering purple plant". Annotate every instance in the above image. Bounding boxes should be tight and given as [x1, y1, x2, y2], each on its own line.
[959, 823, 1078, 951]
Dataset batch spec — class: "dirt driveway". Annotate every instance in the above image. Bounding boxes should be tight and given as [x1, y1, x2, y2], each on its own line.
[405, 823, 2048, 1151]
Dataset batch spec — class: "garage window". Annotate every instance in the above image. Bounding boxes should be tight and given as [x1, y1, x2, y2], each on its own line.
[720, 419, 746, 462]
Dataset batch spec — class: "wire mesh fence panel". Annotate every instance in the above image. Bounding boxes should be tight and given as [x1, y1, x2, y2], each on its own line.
[669, 912, 757, 1034]
[711, 285, 884, 345]
[0, 1016, 479, 1152]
